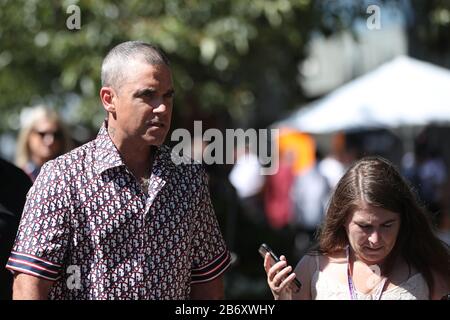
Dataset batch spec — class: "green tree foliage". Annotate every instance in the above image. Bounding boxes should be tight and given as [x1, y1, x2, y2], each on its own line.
[408, 0, 450, 65]
[0, 0, 448, 134]
[0, 0, 326, 134]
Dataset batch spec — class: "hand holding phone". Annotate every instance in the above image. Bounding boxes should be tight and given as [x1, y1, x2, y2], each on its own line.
[259, 243, 302, 291]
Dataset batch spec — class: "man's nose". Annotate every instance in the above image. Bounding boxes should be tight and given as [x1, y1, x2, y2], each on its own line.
[153, 101, 168, 113]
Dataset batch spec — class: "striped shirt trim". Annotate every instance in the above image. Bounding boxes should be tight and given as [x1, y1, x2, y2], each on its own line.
[192, 249, 228, 272]
[191, 250, 231, 283]
[6, 265, 60, 282]
[6, 252, 62, 281]
[10, 251, 62, 267]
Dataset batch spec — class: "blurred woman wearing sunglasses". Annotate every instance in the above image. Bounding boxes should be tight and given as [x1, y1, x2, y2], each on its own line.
[15, 105, 74, 182]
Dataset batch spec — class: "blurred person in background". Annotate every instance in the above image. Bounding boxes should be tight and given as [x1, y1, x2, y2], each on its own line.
[15, 106, 74, 182]
[0, 158, 32, 300]
[264, 150, 295, 230]
[404, 129, 447, 218]
[317, 132, 347, 190]
[264, 156, 449, 300]
[290, 151, 330, 260]
[229, 144, 266, 226]
[402, 127, 449, 246]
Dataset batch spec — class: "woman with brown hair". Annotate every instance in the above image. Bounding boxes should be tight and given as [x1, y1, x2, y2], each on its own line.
[264, 156, 449, 300]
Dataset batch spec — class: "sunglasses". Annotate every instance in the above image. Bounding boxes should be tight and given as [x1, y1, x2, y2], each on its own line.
[33, 129, 63, 140]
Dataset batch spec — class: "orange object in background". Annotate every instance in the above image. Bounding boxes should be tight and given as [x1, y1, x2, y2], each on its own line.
[277, 128, 316, 175]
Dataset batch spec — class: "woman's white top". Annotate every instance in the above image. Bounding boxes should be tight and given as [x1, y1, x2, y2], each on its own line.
[310, 255, 430, 300]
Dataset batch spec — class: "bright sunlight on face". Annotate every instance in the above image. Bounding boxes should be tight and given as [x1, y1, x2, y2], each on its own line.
[345, 202, 401, 265]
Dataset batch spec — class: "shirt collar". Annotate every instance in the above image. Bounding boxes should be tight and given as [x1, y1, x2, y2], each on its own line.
[93, 120, 176, 178]
[93, 121, 126, 175]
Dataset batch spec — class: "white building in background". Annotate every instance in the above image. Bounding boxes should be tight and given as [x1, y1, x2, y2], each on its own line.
[299, 2, 410, 98]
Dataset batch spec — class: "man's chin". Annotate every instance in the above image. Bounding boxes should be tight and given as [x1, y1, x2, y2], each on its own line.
[144, 128, 168, 145]
[143, 136, 166, 146]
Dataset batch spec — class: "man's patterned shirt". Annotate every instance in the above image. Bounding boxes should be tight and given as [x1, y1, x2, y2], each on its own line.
[7, 123, 231, 299]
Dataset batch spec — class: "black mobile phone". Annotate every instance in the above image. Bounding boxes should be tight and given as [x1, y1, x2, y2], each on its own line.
[259, 243, 302, 290]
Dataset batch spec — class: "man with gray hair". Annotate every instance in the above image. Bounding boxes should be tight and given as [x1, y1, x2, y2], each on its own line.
[7, 41, 231, 299]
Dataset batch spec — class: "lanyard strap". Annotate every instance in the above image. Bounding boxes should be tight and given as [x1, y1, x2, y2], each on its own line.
[346, 246, 387, 300]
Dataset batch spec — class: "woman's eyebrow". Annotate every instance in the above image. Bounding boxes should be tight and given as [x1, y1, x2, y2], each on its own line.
[354, 218, 397, 225]
[355, 221, 371, 226]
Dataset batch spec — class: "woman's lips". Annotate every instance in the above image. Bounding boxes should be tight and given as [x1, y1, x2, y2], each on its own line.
[365, 246, 383, 252]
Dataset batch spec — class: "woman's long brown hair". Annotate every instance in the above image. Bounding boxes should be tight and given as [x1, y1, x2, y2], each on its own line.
[317, 156, 449, 297]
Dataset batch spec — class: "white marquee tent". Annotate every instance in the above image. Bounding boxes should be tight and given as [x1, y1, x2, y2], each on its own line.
[278, 55, 450, 134]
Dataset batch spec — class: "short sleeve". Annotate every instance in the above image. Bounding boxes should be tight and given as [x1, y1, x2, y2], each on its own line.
[190, 169, 231, 284]
[6, 160, 71, 281]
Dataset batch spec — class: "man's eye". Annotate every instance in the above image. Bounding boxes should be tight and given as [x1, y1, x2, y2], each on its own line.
[358, 224, 370, 229]
[143, 91, 154, 97]
[383, 223, 393, 228]
[164, 92, 174, 99]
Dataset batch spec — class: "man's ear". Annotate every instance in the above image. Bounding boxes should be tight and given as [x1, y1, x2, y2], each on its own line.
[100, 87, 116, 114]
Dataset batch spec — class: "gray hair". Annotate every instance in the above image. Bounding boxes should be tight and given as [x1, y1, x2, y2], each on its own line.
[101, 41, 170, 90]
